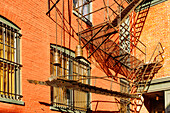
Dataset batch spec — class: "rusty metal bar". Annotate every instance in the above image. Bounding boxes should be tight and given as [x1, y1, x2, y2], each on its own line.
[48, 0, 51, 16]
[77, 0, 80, 45]
[108, 6, 119, 16]
[149, 42, 164, 63]
[88, 35, 112, 58]
[55, 8, 58, 50]
[77, 2, 116, 20]
[120, 24, 146, 47]
[81, 35, 133, 70]
[119, 30, 146, 55]
[113, 0, 124, 9]
[28, 78, 139, 99]
[82, 25, 106, 49]
[46, 0, 60, 15]
[142, 62, 158, 92]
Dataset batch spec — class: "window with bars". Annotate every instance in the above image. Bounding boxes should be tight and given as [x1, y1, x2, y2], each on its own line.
[120, 78, 130, 113]
[73, 0, 92, 26]
[119, 17, 130, 53]
[50, 44, 90, 112]
[0, 17, 22, 102]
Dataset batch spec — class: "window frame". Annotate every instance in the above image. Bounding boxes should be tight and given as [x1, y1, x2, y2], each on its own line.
[120, 78, 130, 113]
[73, 0, 93, 26]
[135, 0, 168, 12]
[50, 44, 91, 112]
[0, 16, 23, 105]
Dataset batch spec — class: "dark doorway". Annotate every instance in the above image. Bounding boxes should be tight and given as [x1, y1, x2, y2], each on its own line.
[143, 91, 165, 113]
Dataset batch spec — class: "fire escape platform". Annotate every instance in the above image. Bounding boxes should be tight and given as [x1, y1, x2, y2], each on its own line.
[78, 0, 145, 77]
[135, 62, 163, 78]
[27, 78, 139, 99]
[79, 0, 144, 39]
[81, 34, 144, 77]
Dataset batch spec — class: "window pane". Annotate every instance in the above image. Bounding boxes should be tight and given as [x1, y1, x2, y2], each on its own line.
[0, 27, 3, 58]
[0, 62, 3, 95]
[50, 46, 90, 111]
[0, 19, 21, 100]
[73, 0, 91, 23]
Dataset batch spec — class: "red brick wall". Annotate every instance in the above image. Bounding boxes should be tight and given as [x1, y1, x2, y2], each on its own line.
[90, 0, 125, 111]
[0, 0, 168, 112]
[139, 0, 169, 79]
[0, 0, 122, 112]
[139, 1, 169, 113]
[0, 0, 84, 112]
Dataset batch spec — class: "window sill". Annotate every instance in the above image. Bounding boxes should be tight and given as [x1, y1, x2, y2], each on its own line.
[50, 106, 86, 113]
[0, 97, 25, 106]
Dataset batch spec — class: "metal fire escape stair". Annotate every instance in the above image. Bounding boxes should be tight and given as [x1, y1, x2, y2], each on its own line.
[77, 0, 164, 112]
[28, 0, 147, 98]
[28, 0, 164, 112]
[27, 0, 164, 99]
[130, 1, 151, 49]
[79, 0, 145, 77]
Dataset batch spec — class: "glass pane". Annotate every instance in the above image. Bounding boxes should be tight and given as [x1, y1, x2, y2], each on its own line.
[3, 63, 8, 94]
[11, 65, 15, 96]
[11, 48, 15, 62]
[0, 27, 2, 43]
[0, 62, 3, 95]
[50, 51, 54, 75]
[5, 45, 8, 60]
[7, 46, 10, 61]
[7, 64, 14, 96]
[7, 29, 10, 46]
[73, 0, 90, 20]
[11, 32, 14, 48]
[0, 44, 3, 58]
[0, 27, 2, 58]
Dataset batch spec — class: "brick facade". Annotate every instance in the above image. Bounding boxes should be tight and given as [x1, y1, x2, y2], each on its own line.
[0, 0, 169, 113]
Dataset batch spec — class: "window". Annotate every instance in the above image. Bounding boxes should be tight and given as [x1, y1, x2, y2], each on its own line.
[119, 17, 130, 53]
[73, 0, 92, 26]
[120, 78, 130, 113]
[0, 16, 22, 102]
[135, 0, 167, 12]
[50, 44, 90, 112]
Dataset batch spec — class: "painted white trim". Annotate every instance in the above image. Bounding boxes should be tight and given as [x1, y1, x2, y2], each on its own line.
[165, 90, 170, 112]
[0, 97, 25, 105]
[147, 76, 170, 93]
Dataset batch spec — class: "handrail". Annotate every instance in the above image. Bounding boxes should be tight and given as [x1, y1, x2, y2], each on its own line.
[148, 42, 164, 63]
[88, 100, 120, 111]
[55, 75, 129, 88]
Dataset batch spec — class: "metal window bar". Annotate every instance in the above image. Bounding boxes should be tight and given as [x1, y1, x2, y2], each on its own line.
[51, 46, 90, 111]
[0, 21, 22, 100]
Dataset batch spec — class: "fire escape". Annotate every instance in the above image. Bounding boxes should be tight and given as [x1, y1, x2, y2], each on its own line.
[28, 0, 164, 112]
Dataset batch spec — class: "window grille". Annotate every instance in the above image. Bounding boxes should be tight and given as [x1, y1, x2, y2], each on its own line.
[50, 45, 90, 111]
[0, 19, 22, 100]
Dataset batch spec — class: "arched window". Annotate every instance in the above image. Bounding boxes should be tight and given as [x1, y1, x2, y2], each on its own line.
[0, 16, 23, 104]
